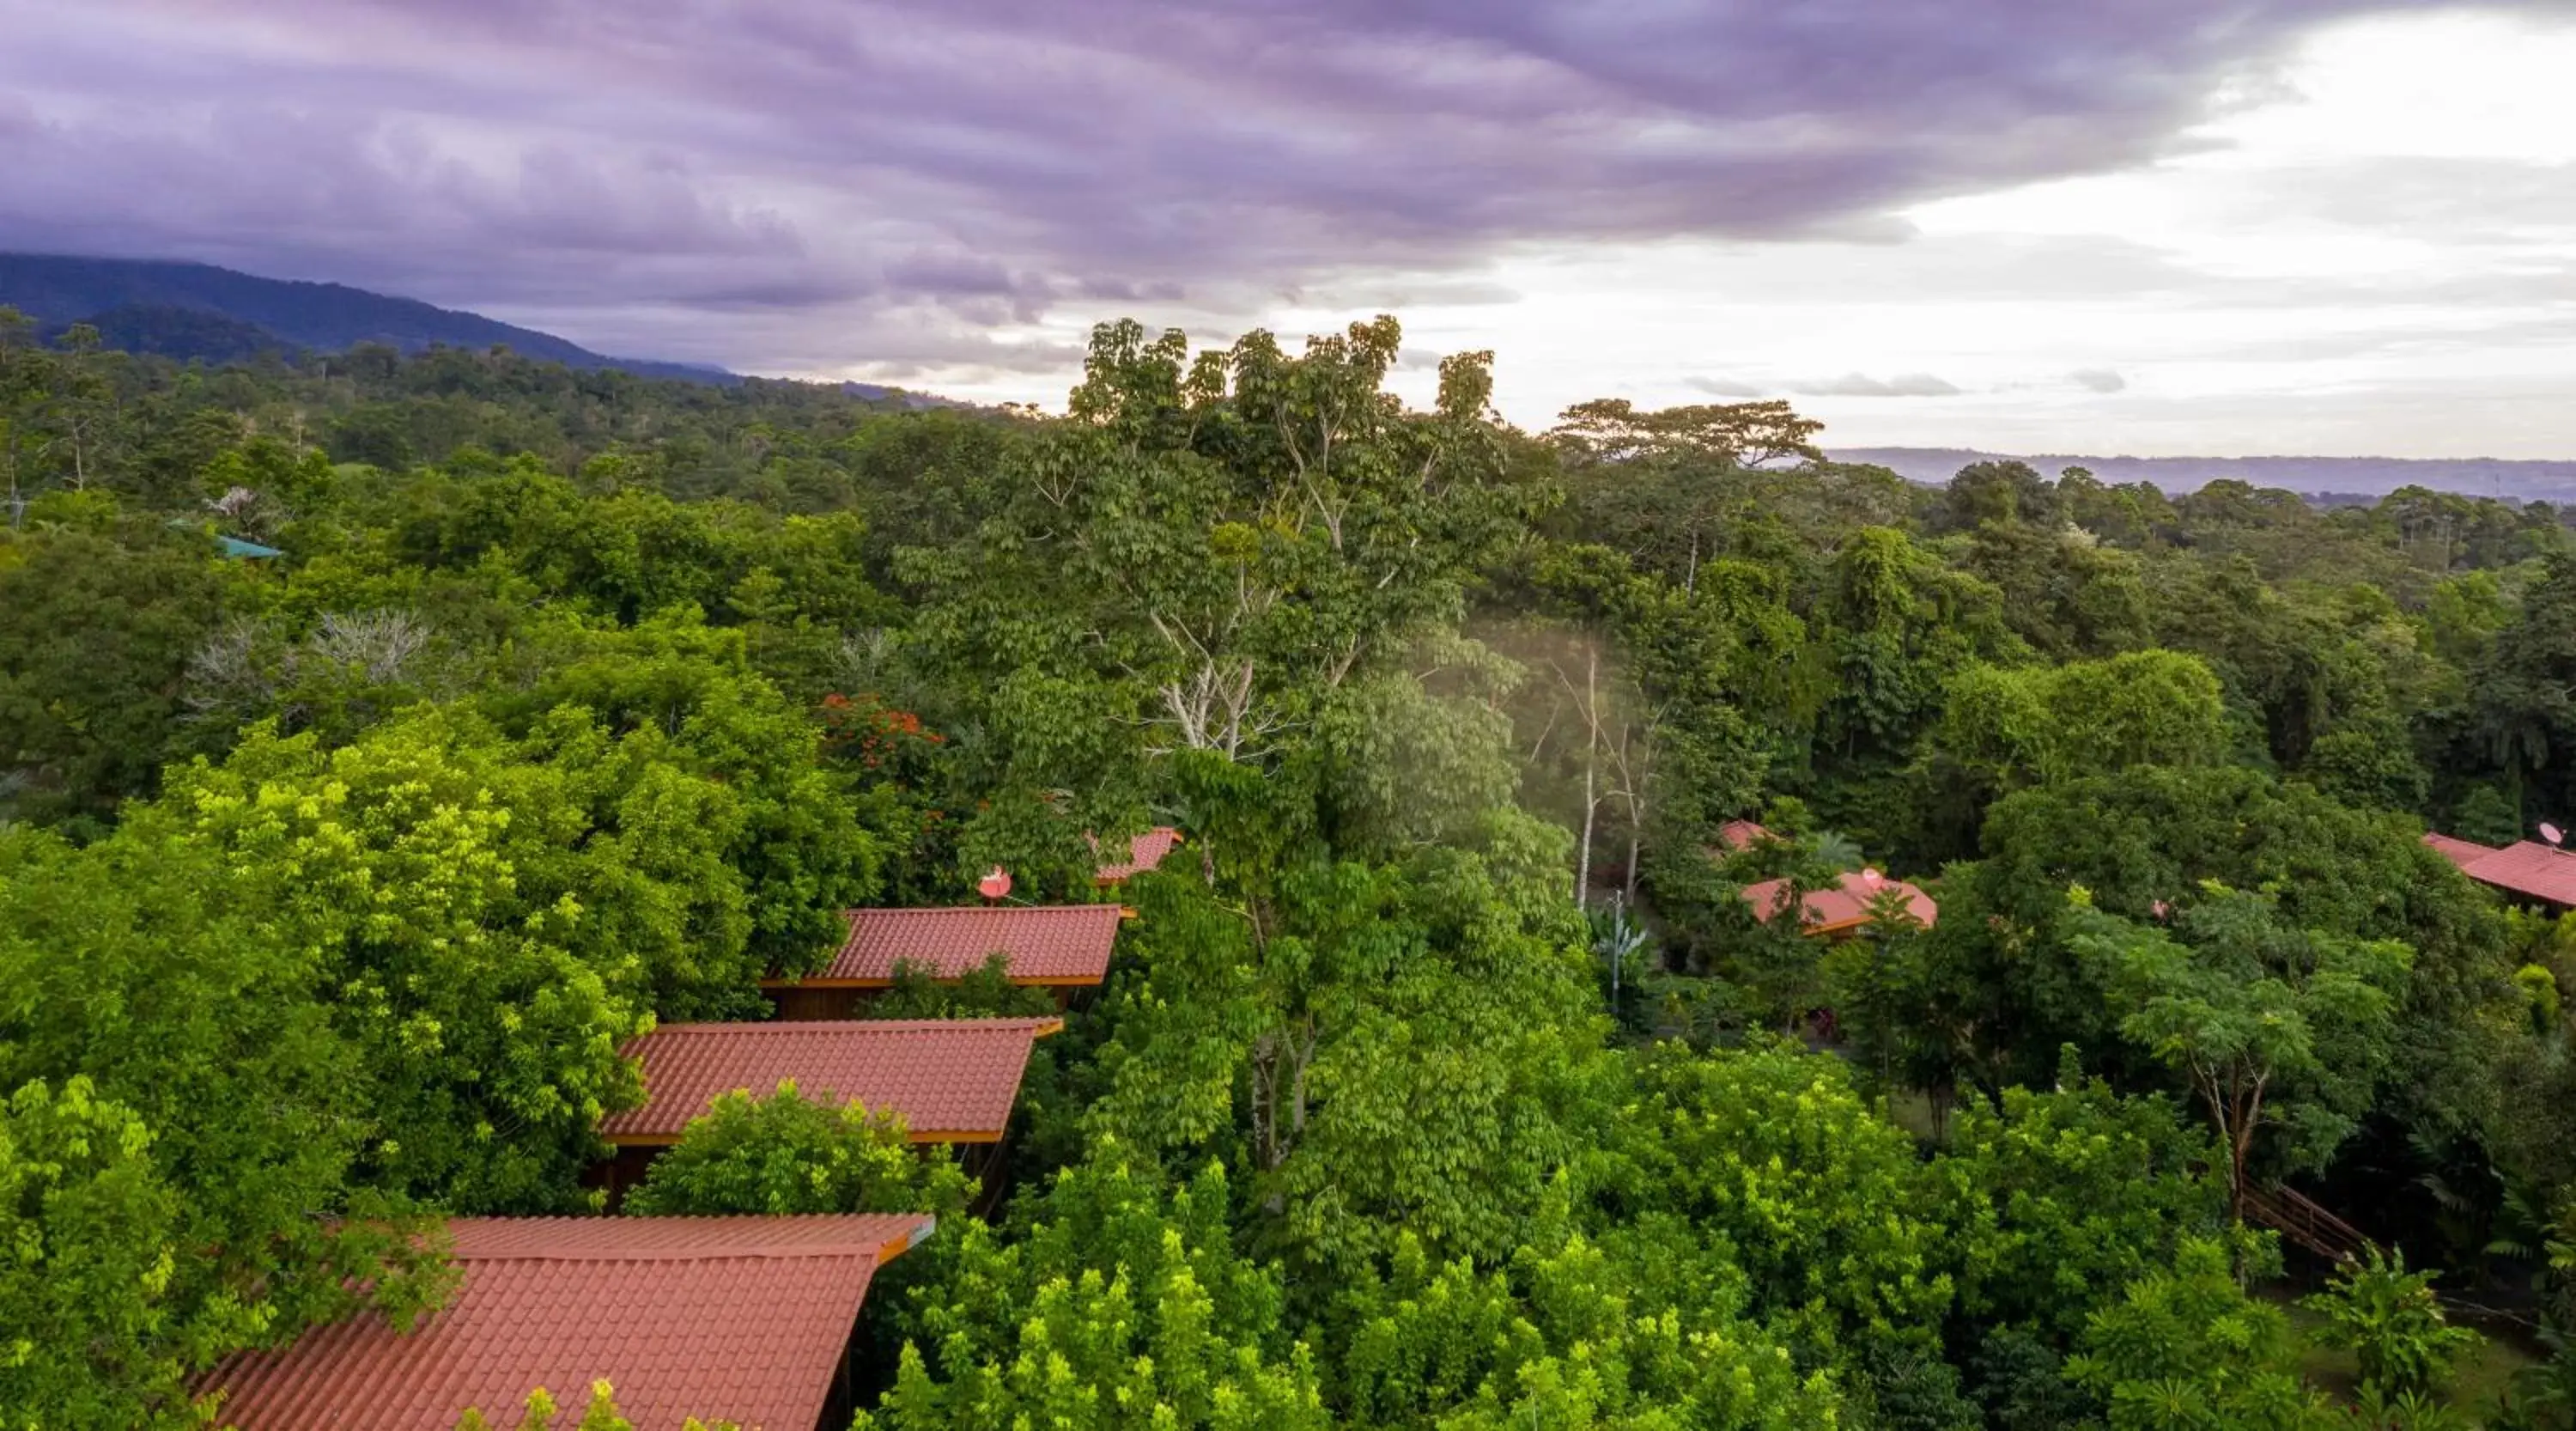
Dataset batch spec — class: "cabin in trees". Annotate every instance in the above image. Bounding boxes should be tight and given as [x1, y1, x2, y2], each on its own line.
[1716, 821, 1939, 938]
[1741, 868, 1940, 938]
[2423, 831, 2576, 911]
[1094, 825, 1184, 885]
[1713, 819, 1773, 854]
[594, 1017, 1061, 1196]
[762, 904, 1123, 1019]
[204, 1214, 934, 1431]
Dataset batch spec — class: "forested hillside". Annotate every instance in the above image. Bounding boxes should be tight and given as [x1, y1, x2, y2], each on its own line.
[10, 307, 2576, 1429]
[0, 253, 742, 383]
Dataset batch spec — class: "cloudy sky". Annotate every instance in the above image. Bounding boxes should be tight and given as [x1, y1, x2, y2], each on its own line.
[5, 1, 2575, 455]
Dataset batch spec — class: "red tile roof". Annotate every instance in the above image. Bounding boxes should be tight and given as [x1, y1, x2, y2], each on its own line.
[1095, 826, 1184, 883]
[204, 1214, 932, 1431]
[2460, 840, 2576, 907]
[775, 904, 1124, 986]
[1741, 868, 1939, 935]
[1714, 819, 1775, 853]
[602, 1019, 1060, 1144]
[2421, 831, 2503, 872]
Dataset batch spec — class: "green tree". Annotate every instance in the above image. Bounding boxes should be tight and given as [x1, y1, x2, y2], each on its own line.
[866, 952, 1060, 1020]
[2300, 1247, 2479, 1403]
[1611, 1039, 1952, 1354]
[890, 316, 1542, 883]
[1932, 650, 2228, 789]
[2471, 551, 2576, 821]
[1334, 1221, 1838, 1429]
[1933, 1056, 2229, 1348]
[1914, 649, 2228, 857]
[1547, 396, 1828, 595]
[623, 1082, 971, 1217]
[2064, 1237, 2336, 1431]
[1927, 764, 2511, 1111]
[2068, 892, 2406, 1214]
[0, 823, 453, 1417]
[0, 521, 228, 829]
[1959, 519, 2153, 660]
[0, 1078, 197, 1428]
[1086, 791, 1612, 1276]
[1816, 526, 2015, 787]
[161, 713, 653, 1209]
[453, 1381, 742, 1431]
[478, 609, 884, 993]
[863, 1151, 1327, 1430]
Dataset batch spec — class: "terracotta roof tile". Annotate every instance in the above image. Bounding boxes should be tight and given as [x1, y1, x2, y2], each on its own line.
[205, 1214, 932, 1431]
[779, 905, 1122, 986]
[1095, 827, 1183, 883]
[2421, 831, 2502, 872]
[1741, 869, 1939, 934]
[2461, 840, 2576, 906]
[602, 1019, 1059, 1143]
[1714, 820, 1774, 853]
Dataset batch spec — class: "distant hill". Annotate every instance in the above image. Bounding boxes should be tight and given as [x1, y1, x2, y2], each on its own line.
[79, 303, 299, 365]
[1835, 447, 2576, 504]
[0, 253, 738, 385]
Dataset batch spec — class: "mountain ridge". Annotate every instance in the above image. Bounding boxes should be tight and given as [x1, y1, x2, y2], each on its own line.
[0, 252, 741, 386]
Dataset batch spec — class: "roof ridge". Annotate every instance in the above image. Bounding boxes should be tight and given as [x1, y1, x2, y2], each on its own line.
[457, 1244, 894, 1263]
[841, 903, 1120, 916]
[449, 1214, 937, 1263]
[643, 1017, 1062, 1036]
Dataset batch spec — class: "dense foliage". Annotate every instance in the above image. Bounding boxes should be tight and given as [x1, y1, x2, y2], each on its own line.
[3, 308, 2572, 1427]
[621, 1085, 974, 1219]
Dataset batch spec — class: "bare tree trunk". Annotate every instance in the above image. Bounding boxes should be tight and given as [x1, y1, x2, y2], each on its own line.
[1624, 816, 1643, 905]
[1619, 722, 1651, 903]
[1576, 646, 1597, 910]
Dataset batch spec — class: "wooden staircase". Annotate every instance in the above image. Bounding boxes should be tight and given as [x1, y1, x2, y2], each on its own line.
[2241, 1183, 2376, 1264]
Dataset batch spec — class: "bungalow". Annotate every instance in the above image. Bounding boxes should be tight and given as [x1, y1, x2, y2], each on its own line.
[1741, 867, 1940, 939]
[1716, 821, 1939, 938]
[762, 904, 1123, 1020]
[204, 1213, 934, 1431]
[596, 1017, 1061, 1197]
[1713, 819, 1775, 854]
[2421, 831, 2501, 873]
[1095, 826, 1184, 885]
[2423, 831, 2576, 911]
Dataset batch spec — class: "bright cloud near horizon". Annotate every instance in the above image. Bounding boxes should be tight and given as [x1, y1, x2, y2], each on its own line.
[6, 1, 2576, 457]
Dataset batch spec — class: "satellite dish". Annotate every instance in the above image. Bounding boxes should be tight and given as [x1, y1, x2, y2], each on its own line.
[978, 866, 1012, 901]
[1859, 868, 1884, 889]
[2544, 823, 2567, 848]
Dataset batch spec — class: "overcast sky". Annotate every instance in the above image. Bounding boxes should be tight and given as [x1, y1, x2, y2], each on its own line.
[6, 2, 2574, 456]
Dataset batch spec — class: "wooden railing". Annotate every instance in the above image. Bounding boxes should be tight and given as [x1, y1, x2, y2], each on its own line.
[2241, 1183, 2376, 1264]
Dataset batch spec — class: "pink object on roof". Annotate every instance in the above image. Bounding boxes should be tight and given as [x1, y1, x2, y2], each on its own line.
[1715, 819, 1775, 853]
[776, 904, 1124, 986]
[204, 1214, 932, 1430]
[1741, 869, 1939, 935]
[2421, 831, 2503, 873]
[2459, 840, 2576, 907]
[1095, 826, 1183, 883]
[602, 1019, 1060, 1143]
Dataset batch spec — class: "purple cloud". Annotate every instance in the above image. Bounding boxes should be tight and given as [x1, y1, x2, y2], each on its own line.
[0, 0, 2521, 374]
